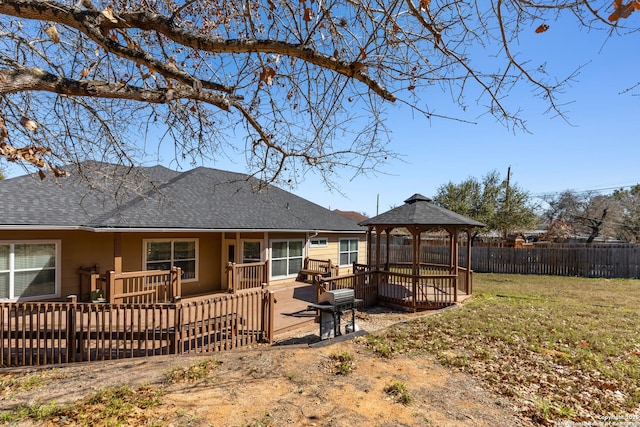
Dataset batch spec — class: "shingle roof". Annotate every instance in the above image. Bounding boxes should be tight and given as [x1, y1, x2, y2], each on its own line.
[359, 193, 485, 228]
[0, 162, 363, 232]
[333, 209, 368, 223]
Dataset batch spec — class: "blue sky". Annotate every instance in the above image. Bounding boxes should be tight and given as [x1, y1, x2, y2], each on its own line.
[294, 17, 640, 216]
[3, 11, 639, 218]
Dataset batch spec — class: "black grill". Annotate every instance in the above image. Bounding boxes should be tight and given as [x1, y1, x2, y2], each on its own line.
[308, 289, 360, 339]
[318, 289, 355, 307]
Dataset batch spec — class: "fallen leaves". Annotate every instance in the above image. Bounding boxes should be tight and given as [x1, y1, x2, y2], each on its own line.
[363, 294, 640, 424]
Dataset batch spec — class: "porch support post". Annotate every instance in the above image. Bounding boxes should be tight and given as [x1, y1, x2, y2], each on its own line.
[263, 232, 270, 285]
[113, 232, 122, 274]
[235, 232, 241, 261]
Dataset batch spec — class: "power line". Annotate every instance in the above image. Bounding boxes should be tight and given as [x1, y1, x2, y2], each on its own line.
[532, 183, 639, 199]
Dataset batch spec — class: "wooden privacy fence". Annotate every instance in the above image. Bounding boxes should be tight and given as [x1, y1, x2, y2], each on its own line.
[470, 246, 640, 278]
[376, 244, 640, 278]
[0, 289, 275, 368]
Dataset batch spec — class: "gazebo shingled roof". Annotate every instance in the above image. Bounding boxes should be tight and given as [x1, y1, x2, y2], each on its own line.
[359, 194, 485, 228]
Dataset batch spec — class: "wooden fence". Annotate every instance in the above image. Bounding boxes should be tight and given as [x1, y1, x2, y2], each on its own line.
[470, 246, 640, 278]
[377, 244, 640, 278]
[0, 289, 275, 368]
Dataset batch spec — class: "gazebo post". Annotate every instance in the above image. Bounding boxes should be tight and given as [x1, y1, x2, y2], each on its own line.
[374, 225, 383, 272]
[466, 228, 472, 294]
[384, 227, 393, 272]
[374, 225, 384, 290]
[358, 194, 484, 309]
[366, 227, 373, 267]
[452, 228, 459, 302]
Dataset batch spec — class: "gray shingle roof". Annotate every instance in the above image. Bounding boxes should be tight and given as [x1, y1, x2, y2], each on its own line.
[359, 194, 485, 228]
[0, 162, 363, 232]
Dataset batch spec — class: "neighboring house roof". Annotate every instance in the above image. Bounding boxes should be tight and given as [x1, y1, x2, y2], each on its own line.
[333, 209, 368, 223]
[359, 193, 485, 228]
[0, 162, 363, 233]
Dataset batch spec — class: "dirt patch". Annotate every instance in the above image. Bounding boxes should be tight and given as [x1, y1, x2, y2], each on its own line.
[0, 306, 534, 426]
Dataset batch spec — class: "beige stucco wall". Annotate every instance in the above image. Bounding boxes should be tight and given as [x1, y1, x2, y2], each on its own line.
[267, 232, 366, 279]
[307, 233, 367, 275]
[2, 229, 365, 300]
[1, 230, 114, 299]
[1, 230, 223, 300]
[120, 232, 222, 296]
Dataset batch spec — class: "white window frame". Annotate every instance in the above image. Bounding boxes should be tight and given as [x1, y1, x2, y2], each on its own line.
[270, 239, 304, 279]
[338, 238, 359, 267]
[143, 238, 199, 282]
[309, 237, 328, 248]
[0, 240, 61, 301]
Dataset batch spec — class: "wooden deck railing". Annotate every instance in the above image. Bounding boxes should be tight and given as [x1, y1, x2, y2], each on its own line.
[80, 266, 182, 304]
[106, 267, 182, 304]
[0, 288, 276, 368]
[298, 258, 339, 282]
[315, 272, 377, 307]
[225, 262, 268, 293]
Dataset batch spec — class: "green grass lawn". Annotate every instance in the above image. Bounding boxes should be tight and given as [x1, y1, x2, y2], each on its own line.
[362, 273, 640, 424]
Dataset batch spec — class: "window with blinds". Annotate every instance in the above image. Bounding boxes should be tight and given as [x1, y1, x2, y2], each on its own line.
[0, 241, 59, 300]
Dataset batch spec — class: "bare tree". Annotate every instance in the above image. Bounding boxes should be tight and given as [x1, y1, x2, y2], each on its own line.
[543, 191, 622, 243]
[0, 0, 635, 187]
[613, 185, 640, 243]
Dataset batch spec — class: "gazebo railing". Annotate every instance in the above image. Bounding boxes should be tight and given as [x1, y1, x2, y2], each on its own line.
[351, 263, 470, 309]
[377, 270, 457, 308]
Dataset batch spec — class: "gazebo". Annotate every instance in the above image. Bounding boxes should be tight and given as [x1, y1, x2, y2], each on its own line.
[358, 194, 485, 309]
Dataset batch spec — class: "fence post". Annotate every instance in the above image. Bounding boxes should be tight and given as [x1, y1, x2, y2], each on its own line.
[170, 301, 182, 355]
[171, 267, 182, 300]
[107, 270, 117, 304]
[67, 295, 77, 362]
[262, 289, 275, 343]
[226, 262, 235, 293]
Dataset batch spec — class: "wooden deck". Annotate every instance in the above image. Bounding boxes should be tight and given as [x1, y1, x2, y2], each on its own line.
[269, 281, 318, 335]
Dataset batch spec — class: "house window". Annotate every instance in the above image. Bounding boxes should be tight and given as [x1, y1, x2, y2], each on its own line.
[339, 238, 359, 266]
[0, 241, 60, 300]
[242, 241, 262, 263]
[145, 239, 198, 281]
[310, 238, 328, 247]
[271, 240, 303, 278]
